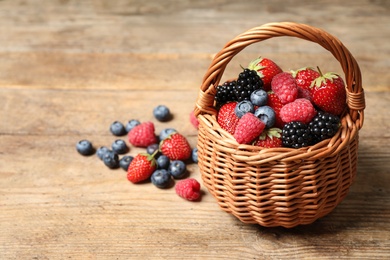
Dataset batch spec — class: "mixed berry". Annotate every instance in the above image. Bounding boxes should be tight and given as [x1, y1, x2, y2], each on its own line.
[214, 58, 345, 148]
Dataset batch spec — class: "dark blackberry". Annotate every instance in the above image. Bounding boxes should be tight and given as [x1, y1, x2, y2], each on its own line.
[215, 80, 237, 107]
[234, 69, 263, 102]
[282, 121, 313, 148]
[309, 111, 340, 144]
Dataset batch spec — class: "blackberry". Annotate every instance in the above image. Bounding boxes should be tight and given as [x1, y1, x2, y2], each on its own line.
[309, 111, 340, 144]
[282, 121, 313, 148]
[215, 80, 237, 107]
[234, 69, 263, 102]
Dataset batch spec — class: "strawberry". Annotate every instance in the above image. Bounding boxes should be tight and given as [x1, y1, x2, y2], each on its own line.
[127, 153, 156, 183]
[160, 132, 192, 161]
[248, 57, 283, 91]
[266, 92, 285, 129]
[253, 128, 282, 148]
[217, 102, 240, 135]
[271, 72, 298, 104]
[311, 67, 347, 116]
[233, 112, 265, 144]
[128, 121, 157, 147]
[291, 67, 320, 92]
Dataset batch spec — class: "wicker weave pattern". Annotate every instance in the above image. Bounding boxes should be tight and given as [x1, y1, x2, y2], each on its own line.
[194, 22, 365, 228]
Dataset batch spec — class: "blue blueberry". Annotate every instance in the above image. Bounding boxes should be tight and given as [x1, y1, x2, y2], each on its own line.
[168, 160, 187, 179]
[76, 140, 94, 156]
[111, 139, 128, 154]
[191, 148, 198, 163]
[156, 155, 170, 169]
[151, 169, 172, 188]
[250, 89, 268, 106]
[125, 119, 140, 133]
[146, 143, 159, 155]
[235, 100, 254, 118]
[153, 105, 171, 122]
[159, 128, 177, 141]
[102, 150, 119, 169]
[96, 146, 110, 160]
[119, 155, 134, 171]
[254, 106, 276, 128]
[110, 121, 126, 136]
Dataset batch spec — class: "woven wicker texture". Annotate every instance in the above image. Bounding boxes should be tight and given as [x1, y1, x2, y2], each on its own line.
[194, 22, 365, 228]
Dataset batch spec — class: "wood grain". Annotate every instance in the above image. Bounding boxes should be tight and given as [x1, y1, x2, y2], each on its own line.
[0, 0, 389, 259]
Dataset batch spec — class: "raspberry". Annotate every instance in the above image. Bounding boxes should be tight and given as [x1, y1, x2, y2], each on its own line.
[233, 112, 266, 144]
[271, 72, 298, 104]
[280, 98, 317, 124]
[189, 110, 199, 129]
[128, 121, 157, 147]
[175, 178, 201, 201]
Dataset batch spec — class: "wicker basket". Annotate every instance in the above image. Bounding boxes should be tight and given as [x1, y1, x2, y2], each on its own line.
[194, 22, 365, 228]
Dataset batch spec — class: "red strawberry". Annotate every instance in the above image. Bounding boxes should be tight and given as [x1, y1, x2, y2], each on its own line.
[267, 91, 285, 129]
[311, 68, 347, 116]
[217, 102, 239, 135]
[233, 113, 265, 144]
[248, 57, 283, 91]
[253, 128, 282, 148]
[128, 121, 157, 147]
[271, 72, 298, 104]
[127, 153, 156, 183]
[280, 98, 317, 124]
[160, 132, 192, 161]
[291, 67, 320, 92]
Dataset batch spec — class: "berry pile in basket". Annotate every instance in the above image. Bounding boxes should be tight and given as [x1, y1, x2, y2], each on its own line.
[76, 104, 201, 201]
[215, 57, 345, 148]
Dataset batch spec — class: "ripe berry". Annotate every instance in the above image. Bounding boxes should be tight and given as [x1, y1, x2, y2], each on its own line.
[250, 89, 268, 106]
[159, 128, 177, 141]
[153, 105, 171, 122]
[168, 160, 187, 179]
[254, 106, 276, 129]
[146, 143, 159, 155]
[234, 100, 254, 118]
[119, 155, 134, 171]
[110, 121, 127, 136]
[233, 113, 266, 144]
[217, 102, 240, 135]
[125, 119, 140, 133]
[151, 169, 172, 189]
[309, 111, 341, 144]
[128, 121, 157, 147]
[282, 121, 313, 148]
[111, 139, 128, 154]
[271, 72, 298, 104]
[191, 148, 198, 163]
[280, 98, 317, 124]
[156, 155, 170, 169]
[160, 133, 192, 161]
[76, 140, 95, 156]
[175, 178, 201, 201]
[215, 80, 238, 107]
[234, 69, 263, 102]
[102, 150, 120, 169]
[127, 153, 157, 183]
[96, 146, 110, 160]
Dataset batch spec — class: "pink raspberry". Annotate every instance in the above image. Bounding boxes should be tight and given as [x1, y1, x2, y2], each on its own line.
[271, 72, 298, 104]
[280, 98, 317, 124]
[175, 178, 201, 201]
[189, 110, 199, 129]
[128, 121, 157, 147]
[233, 113, 265, 144]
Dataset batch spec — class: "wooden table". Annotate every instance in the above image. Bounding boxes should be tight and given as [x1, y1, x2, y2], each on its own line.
[1, 1, 389, 259]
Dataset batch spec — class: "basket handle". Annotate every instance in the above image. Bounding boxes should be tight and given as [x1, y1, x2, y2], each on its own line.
[194, 22, 365, 129]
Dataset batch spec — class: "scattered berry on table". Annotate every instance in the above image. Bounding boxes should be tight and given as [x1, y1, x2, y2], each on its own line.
[119, 155, 134, 171]
[254, 105, 276, 129]
[271, 72, 298, 104]
[234, 69, 263, 102]
[175, 178, 201, 201]
[156, 155, 170, 169]
[250, 89, 268, 106]
[234, 112, 266, 144]
[159, 128, 177, 141]
[234, 100, 254, 118]
[253, 128, 282, 148]
[309, 111, 341, 144]
[153, 105, 171, 122]
[125, 119, 141, 133]
[168, 160, 187, 179]
[111, 139, 128, 154]
[127, 153, 157, 183]
[128, 121, 158, 147]
[151, 169, 172, 189]
[76, 139, 95, 156]
[102, 150, 120, 169]
[110, 121, 127, 136]
[96, 146, 110, 160]
[189, 110, 199, 129]
[160, 132, 192, 161]
[146, 143, 159, 155]
[215, 80, 238, 108]
[217, 102, 240, 135]
[248, 57, 283, 91]
[280, 98, 317, 124]
[282, 121, 313, 148]
[191, 148, 198, 163]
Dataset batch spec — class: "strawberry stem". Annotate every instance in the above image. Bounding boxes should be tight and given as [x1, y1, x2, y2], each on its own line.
[317, 66, 323, 77]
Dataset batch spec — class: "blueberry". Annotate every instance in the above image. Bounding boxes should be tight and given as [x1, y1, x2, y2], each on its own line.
[119, 155, 134, 171]
[96, 146, 110, 160]
[156, 155, 170, 169]
[110, 121, 126, 136]
[151, 169, 172, 188]
[254, 106, 276, 128]
[168, 160, 187, 179]
[76, 140, 95, 156]
[146, 143, 159, 155]
[235, 100, 254, 118]
[125, 119, 140, 133]
[159, 128, 177, 141]
[191, 148, 198, 163]
[250, 89, 268, 106]
[111, 139, 128, 154]
[102, 150, 119, 169]
[153, 105, 171, 122]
